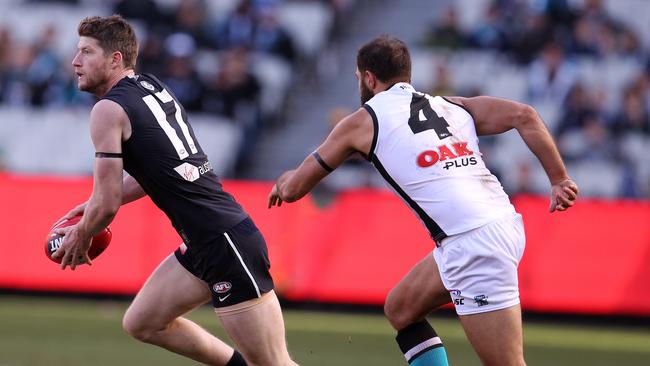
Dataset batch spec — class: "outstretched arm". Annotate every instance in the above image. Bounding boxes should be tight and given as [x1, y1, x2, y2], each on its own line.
[446, 96, 578, 212]
[268, 108, 374, 207]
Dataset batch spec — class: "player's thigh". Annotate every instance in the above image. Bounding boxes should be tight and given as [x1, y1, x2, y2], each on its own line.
[385, 253, 451, 329]
[217, 290, 291, 365]
[124, 254, 211, 330]
[458, 304, 525, 366]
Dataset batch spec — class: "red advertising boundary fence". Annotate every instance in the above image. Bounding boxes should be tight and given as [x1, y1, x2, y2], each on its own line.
[1, 174, 648, 315]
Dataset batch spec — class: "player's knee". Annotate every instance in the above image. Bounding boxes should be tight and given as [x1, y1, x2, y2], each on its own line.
[122, 311, 161, 343]
[384, 295, 411, 330]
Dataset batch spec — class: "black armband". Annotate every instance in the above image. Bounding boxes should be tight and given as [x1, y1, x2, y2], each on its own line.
[312, 152, 333, 173]
[95, 152, 123, 158]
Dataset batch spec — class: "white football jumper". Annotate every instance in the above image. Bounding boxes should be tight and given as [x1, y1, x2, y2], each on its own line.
[365, 83, 525, 314]
[364, 83, 516, 243]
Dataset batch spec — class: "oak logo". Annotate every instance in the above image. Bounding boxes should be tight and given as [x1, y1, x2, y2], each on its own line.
[417, 142, 475, 168]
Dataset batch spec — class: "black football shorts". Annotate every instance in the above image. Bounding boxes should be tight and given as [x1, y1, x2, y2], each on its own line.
[174, 216, 274, 308]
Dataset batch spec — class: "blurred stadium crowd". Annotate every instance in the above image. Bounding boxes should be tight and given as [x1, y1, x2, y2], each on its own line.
[0, 0, 347, 175]
[0, 0, 649, 199]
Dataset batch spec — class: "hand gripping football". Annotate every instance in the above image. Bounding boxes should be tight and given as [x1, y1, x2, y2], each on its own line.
[45, 215, 112, 264]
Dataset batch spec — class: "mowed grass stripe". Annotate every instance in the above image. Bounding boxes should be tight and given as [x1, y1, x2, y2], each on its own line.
[283, 311, 650, 354]
[1, 296, 649, 366]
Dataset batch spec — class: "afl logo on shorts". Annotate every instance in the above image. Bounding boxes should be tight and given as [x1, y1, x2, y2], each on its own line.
[213, 282, 232, 293]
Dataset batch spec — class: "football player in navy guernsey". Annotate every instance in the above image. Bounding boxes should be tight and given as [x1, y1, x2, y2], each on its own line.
[51, 15, 298, 366]
[268, 35, 578, 366]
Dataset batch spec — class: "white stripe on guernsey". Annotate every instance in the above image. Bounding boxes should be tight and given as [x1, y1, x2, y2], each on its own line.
[224, 232, 261, 298]
[156, 89, 198, 154]
[154, 89, 173, 103]
[142, 94, 188, 159]
[173, 100, 198, 154]
[156, 88, 198, 155]
[404, 336, 442, 361]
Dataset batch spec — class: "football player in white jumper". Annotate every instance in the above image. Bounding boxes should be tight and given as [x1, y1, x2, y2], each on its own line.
[268, 36, 578, 366]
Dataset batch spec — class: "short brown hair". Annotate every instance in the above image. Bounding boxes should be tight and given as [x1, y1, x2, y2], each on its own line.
[357, 35, 411, 83]
[78, 15, 138, 69]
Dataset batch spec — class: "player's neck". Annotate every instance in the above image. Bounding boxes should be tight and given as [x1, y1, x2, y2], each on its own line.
[95, 69, 135, 97]
[374, 78, 410, 94]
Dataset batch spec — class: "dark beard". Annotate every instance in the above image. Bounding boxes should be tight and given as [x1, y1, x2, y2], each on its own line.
[360, 82, 375, 105]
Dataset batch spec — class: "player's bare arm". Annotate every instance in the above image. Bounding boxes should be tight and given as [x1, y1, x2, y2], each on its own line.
[447, 96, 578, 212]
[268, 108, 374, 207]
[52, 99, 128, 269]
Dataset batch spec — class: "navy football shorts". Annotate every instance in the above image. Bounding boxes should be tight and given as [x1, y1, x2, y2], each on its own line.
[174, 216, 274, 308]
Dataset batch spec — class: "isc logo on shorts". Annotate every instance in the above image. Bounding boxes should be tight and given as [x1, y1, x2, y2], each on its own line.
[449, 289, 464, 305]
[213, 282, 232, 294]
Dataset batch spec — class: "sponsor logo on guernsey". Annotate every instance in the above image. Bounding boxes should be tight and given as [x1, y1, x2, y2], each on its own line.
[174, 163, 199, 182]
[213, 282, 232, 294]
[173, 161, 213, 182]
[416, 141, 477, 170]
[140, 80, 155, 91]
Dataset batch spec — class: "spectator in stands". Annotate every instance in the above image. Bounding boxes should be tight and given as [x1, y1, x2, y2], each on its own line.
[26, 25, 61, 106]
[568, 17, 601, 56]
[114, 0, 164, 28]
[556, 83, 596, 137]
[161, 33, 203, 111]
[428, 62, 454, 97]
[202, 47, 260, 119]
[543, 0, 577, 29]
[215, 0, 256, 49]
[511, 11, 551, 64]
[527, 42, 576, 103]
[202, 47, 261, 176]
[618, 28, 642, 58]
[252, 7, 296, 63]
[0, 27, 13, 102]
[558, 113, 617, 162]
[0, 27, 10, 72]
[138, 32, 166, 76]
[0, 43, 33, 106]
[173, 0, 211, 48]
[565, 0, 641, 59]
[581, 0, 610, 25]
[162, 55, 203, 112]
[611, 86, 650, 137]
[466, 2, 508, 50]
[422, 6, 464, 50]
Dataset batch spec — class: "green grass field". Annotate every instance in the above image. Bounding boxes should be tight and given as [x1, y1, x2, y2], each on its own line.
[0, 296, 648, 366]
